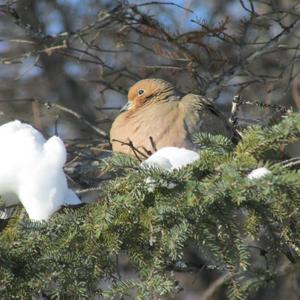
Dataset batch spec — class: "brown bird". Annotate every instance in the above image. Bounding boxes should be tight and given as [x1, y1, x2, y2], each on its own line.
[110, 78, 239, 159]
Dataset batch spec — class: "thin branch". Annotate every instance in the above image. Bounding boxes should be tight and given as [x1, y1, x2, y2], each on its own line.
[199, 273, 232, 300]
[133, 1, 194, 13]
[111, 138, 149, 161]
[0, 97, 108, 138]
[207, 16, 300, 97]
[43, 101, 108, 138]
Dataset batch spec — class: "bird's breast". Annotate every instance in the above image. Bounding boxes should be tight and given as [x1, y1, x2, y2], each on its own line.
[110, 102, 192, 158]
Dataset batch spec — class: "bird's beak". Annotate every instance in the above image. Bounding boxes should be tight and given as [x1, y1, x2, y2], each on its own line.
[120, 101, 133, 112]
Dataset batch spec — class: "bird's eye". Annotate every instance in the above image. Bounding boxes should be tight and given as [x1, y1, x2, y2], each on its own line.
[138, 89, 144, 96]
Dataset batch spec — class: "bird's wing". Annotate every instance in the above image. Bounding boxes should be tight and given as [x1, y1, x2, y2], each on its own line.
[180, 94, 240, 143]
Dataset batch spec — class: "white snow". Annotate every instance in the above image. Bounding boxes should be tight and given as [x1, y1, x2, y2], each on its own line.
[0, 120, 81, 221]
[142, 147, 200, 170]
[142, 148, 272, 190]
[247, 167, 271, 180]
[141, 147, 200, 192]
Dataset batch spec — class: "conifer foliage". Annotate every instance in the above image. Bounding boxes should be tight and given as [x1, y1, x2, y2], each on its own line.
[1, 112, 300, 299]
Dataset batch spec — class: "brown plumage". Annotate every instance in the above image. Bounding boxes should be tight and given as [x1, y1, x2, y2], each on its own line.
[110, 78, 239, 159]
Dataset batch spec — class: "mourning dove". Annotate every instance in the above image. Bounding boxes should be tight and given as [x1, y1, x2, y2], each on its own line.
[110, 78, 239, 159]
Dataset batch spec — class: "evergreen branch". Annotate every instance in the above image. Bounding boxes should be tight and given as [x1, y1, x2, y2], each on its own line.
[1, 112, 300, 299]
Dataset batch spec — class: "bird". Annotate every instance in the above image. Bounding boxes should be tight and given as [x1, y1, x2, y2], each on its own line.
[110, 78, 239, 160]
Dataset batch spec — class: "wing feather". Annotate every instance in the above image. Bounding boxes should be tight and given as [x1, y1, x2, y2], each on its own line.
[180, 94, 240, 143]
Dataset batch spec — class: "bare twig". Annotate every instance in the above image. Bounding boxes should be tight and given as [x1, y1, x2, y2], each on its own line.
[111, 138, 150, 161]
[230, 95, 242, 126]
[199, 273, 232, 300]
[207, 17, 300, 97]
[133, 1, 194, 13]
[149, 136, 158, 152]
[42, 101, 108, 138]
[0, 97, 108, 138]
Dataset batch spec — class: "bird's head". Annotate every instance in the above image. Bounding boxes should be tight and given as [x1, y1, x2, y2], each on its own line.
[121, 79, 176, 112]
